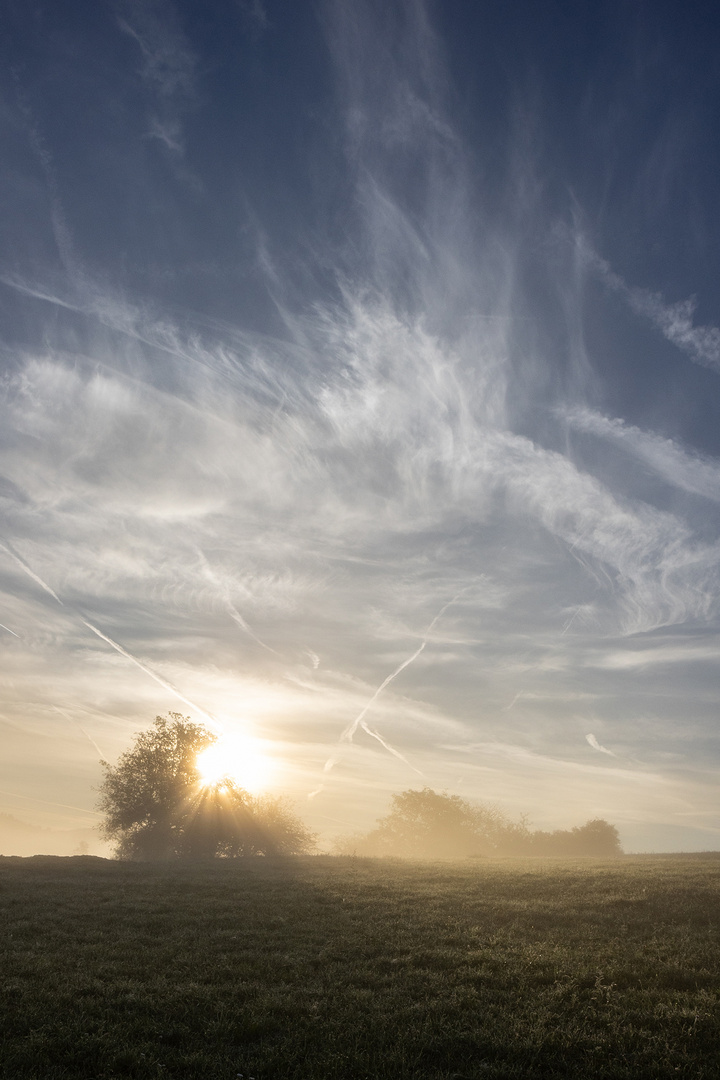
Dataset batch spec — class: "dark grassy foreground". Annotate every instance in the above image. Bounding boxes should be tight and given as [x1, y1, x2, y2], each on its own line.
[1, 855, 719, 1079]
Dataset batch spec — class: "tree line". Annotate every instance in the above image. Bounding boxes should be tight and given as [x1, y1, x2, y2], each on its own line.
[97, 714, 622, 860]
[333, 788, 622, 858]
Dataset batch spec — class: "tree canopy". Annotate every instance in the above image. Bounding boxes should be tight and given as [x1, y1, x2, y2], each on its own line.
[97, 713, 315, 860]
[334, 788, 622, 859]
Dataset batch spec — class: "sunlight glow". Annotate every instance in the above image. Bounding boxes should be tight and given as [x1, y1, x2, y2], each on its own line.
[196, 735, 274, 793]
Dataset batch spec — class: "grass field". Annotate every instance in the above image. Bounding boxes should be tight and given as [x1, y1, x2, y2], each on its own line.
[1, 854, 718, 1079]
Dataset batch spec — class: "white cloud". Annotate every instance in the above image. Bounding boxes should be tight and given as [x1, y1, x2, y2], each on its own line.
[563, 406, 720, 502]
[583, 242, 720, 372]
[117, 0, 196, 156]
[117, 0, 195, 100]
[237, 0, 269, 34]
[586, 732, 615, 756]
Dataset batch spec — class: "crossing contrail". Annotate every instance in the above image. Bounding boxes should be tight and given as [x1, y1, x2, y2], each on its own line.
[309, 592, 464, 797]
[338, 592, 462, 747]
[339, 639, 427, 746]
[361, 722, 422, 771]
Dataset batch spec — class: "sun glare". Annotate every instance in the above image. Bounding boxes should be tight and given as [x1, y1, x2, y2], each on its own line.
[196, 735, 273, 793]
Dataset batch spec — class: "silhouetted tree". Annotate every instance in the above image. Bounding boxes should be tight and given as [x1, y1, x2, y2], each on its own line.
[97, 713, 315, 859]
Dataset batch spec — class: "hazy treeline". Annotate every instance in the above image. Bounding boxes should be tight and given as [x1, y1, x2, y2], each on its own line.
[0, 813, 107, 858]
[333, 789, 623, 859]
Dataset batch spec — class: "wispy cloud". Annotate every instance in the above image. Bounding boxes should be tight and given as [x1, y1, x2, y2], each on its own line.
[2, 0, 720, 851]
[237, 0, 270, 35]
[583, 242, 720, 372]
[10, 79, 84, 287]
[117, 0, 196, 153]
[586, 733, 615, 757]
[563, 407, 720, 503]
[117, 0, 195, 99]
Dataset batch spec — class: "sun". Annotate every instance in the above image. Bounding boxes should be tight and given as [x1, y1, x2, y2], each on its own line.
[196, 735, 273, 793]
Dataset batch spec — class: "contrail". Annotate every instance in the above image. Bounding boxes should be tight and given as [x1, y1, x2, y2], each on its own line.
[339, 639, 427, 746]
[0, 538, 220, 730]
[80, 618, 221, 731]
[0, 787, 103, 816]
[0, 622, 18, 637]
[502, 691, 524, 711]
[309, 593, 464, 797]
[227, 607, 278, 653]
[338, 593, 462, 748]
[52, 706, 107, 760]
[197, 548, 278, 654]
[0, 539, 63, 605]
[75, 721, 106, 759]
[361, 722, 423, 773]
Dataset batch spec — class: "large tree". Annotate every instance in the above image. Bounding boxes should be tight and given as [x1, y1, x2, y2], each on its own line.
[97, 713, 315, 859]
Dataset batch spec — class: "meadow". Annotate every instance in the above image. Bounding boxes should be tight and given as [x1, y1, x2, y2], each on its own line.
[1, 855, 718, 1079]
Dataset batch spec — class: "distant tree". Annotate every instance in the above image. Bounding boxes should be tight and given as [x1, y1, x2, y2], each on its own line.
[334, 788, 527, 858]
[97, 713, 315, 859]
[573, 819, 622, 856]
[333, 788, 623, 859]
[528, 819, 622, 857]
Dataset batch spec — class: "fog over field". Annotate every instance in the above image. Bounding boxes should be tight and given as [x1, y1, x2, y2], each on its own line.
[1, 0, 720, 854]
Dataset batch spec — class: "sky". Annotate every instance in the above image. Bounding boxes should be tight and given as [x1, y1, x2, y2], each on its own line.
[1, 0, 720, 855]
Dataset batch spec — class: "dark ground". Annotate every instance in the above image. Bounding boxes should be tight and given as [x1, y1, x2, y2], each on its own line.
[1, 854, 719, 1078]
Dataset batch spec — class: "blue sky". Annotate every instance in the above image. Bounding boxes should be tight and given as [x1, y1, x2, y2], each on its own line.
[2, 0, 720, 853]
